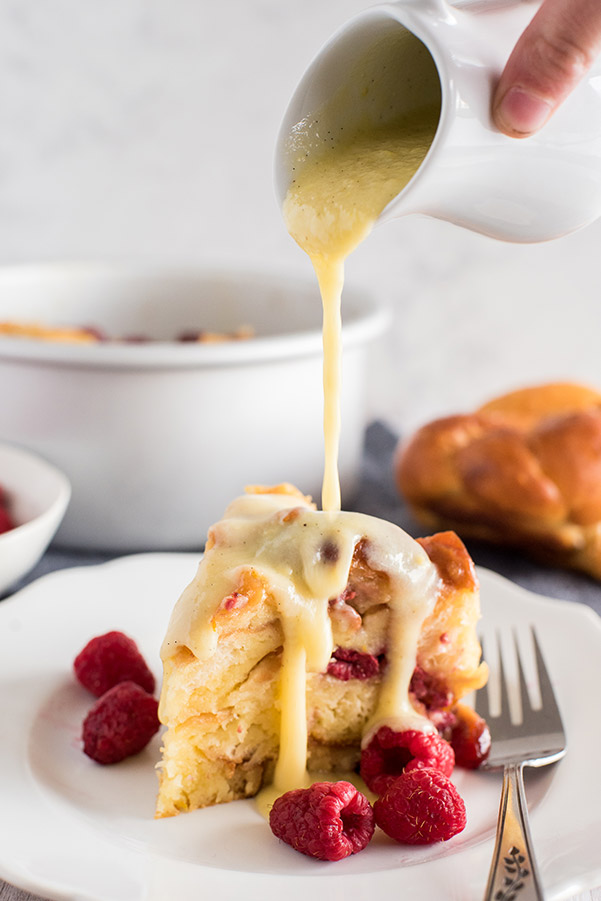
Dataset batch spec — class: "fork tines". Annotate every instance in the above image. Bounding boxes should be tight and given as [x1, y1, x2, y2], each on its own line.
[475, 626, 566, 764]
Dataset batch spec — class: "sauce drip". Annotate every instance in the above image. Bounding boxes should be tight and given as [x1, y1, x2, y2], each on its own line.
[283, 109, 440, 510]
[268, 105, 441, 796]
[161, 490, 438, 802]
[161, 80, 443, 809]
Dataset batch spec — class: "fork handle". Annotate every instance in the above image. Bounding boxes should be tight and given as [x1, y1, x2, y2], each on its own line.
[484, 761, 545, 901]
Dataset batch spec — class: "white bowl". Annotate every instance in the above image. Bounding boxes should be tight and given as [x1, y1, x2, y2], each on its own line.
[0, 263, 389, 552]
[0, 443, 71, 595]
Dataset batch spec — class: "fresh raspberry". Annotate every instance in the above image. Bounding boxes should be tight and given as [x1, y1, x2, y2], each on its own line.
[327, 647, 380, 681]
[0, 505, 15, 534]
[360, 726, 454, 795]
[269, 781, 375, 861]
[74, 631, 155, 697]
[428, 707, 457, 734]
[82, 681, 160, 764]
[409, 666, 453, 709]
[177, 330, 204, 342]
[448, 704, 491, 769]
[374, 767, 466, 844]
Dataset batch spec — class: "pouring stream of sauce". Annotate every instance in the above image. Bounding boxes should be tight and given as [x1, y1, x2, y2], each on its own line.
[283, 109, 440, 510]
[272, 107, 440, 794]
[161, 101, 442, 808]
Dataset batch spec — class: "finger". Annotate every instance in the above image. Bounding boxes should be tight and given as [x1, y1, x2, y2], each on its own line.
[493, 0, 601, 138]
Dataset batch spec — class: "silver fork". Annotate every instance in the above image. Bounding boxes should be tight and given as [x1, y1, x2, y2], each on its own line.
[475, 626, 567, 901]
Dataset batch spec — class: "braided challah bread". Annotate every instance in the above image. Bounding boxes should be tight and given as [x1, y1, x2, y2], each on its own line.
[395, 383, 601, 580]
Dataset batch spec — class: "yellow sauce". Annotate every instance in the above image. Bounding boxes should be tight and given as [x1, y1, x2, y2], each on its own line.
[161, 65, 443, 813]
[162, 492, 438, 810]
[283, 109, 440, 511]
[267, 106, 440, 802]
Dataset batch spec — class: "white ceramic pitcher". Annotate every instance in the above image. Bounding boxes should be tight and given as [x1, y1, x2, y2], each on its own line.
[274, 0, 601, 243]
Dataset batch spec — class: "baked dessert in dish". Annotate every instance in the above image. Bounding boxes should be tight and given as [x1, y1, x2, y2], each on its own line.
[156, 483, 487, 817]
[396, 382, 601, 579]
[0, 321, 100, 344]
[0, 320, 254, 344]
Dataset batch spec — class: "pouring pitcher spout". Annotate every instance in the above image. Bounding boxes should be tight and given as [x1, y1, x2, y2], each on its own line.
[275, 0, 601, 243]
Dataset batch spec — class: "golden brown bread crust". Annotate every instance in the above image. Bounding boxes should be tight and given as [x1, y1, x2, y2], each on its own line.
[395, 382, 601, 579]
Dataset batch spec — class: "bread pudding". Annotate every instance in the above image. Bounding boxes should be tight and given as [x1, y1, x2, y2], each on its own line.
[0, 320, 253, 344]
[156, 483, 487, 817]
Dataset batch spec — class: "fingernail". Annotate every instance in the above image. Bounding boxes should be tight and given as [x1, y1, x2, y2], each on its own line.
[495, 87, 553, 136]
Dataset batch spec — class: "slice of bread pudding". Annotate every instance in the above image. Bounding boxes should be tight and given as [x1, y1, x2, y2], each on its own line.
[156, 484, 486, 817]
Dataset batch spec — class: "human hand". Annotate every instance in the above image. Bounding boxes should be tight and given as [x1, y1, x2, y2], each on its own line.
[492, 0, 601, 138]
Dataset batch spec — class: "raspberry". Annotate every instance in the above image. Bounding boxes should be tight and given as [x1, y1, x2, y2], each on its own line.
[374, 768, 466, 844]
[448, 704, 491, 769]
[82, 681, 160, 764]
[409, 666, 452, 709]
[360, 726, 454, 795]
[326, 647, 380, 681]
[178, 330, 204, 342]
[0, 505, 15, 534]
[269, 781, 375, 861]
[74, 630, 155, 697]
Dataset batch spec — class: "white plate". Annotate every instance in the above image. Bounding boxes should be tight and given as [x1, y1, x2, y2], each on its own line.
[0, 554, 600, 901]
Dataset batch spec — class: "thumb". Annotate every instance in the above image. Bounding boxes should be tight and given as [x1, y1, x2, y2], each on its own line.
[493, 0, 601, 138]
